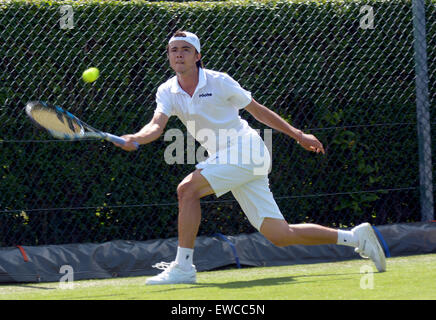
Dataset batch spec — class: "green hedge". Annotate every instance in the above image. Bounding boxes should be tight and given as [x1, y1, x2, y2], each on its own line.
[0, 0, 432, 246]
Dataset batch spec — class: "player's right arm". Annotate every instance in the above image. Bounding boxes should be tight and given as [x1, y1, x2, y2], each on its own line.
[115, 112, 169, 151]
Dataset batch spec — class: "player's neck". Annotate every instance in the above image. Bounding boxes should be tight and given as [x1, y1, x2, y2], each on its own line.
[176, 67, 199, 97]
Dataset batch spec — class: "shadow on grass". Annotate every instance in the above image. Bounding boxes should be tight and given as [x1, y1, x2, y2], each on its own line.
[0, 284, 56, 290]
[151, 271, 362, 293]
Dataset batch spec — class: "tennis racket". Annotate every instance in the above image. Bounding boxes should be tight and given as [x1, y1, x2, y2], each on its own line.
[25, 101, 138, 149]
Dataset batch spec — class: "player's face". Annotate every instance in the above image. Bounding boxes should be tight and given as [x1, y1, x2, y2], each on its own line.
[168, 40, 201, 74]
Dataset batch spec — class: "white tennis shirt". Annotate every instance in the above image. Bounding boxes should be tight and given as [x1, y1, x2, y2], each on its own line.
[154, 68, 257, 156]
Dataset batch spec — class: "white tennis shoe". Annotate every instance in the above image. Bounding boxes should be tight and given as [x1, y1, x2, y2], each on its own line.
[352, 223, 387, 272]
[145, 261, 196, 285]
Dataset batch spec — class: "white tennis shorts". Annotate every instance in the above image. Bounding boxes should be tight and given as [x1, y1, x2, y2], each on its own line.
[196, 132, 284, 230]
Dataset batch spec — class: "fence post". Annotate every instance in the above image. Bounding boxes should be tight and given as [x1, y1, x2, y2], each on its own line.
[412, 0, 434, 221]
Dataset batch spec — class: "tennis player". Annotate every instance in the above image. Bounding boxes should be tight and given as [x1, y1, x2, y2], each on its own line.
[115, 31, 386, 284]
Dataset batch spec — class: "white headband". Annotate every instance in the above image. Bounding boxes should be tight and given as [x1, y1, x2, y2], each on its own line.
[168, 32, 201, 53]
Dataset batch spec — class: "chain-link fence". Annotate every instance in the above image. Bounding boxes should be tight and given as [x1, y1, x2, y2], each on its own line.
[0, 0, 434, 246]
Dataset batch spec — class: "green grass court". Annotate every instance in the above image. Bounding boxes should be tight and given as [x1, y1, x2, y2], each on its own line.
[0, 253, 435, 300]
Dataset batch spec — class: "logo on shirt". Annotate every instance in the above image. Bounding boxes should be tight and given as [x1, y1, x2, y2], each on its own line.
[199, 93, 212, 98]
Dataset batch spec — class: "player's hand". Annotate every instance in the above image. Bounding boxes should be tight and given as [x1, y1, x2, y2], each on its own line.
[297, 132, 325, 154]
[114, 134, 139, 152]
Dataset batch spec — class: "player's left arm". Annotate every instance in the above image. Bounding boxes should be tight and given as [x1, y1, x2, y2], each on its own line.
[244, 99, 325, 154]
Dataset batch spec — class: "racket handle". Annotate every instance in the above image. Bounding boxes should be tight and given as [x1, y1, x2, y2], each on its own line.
[106, 133, 139, 149]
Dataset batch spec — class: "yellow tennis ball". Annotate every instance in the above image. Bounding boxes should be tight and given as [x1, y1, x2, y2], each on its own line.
[82, 67, 99, 83]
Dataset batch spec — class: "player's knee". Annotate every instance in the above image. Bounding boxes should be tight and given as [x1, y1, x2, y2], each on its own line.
[177, 181, 189, 202]
[260, 220, 295, 247]
[177, 180, 199, 202]
[262, 228, 291, 247]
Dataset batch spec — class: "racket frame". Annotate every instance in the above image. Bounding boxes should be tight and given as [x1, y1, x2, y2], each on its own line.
[25, 101, 138, 148]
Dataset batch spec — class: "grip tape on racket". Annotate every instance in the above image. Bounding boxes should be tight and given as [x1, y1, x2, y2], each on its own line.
[106, 133, 139, 149]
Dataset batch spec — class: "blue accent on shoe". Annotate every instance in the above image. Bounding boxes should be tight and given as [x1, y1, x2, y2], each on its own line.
[372, 226, 391, 258]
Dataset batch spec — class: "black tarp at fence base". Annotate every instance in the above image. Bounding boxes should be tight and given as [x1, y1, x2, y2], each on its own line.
[0, 222, 435, 283]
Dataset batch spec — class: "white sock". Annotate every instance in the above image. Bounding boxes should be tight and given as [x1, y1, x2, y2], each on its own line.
[175, 246, 194, 271]
[337, 230, 358, 248]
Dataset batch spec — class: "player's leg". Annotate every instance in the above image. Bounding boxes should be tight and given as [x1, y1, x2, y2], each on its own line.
[146, 160, 261, 285]
[259, 218, 386, 271]
[146, 169, 214, 285]
[177, 169, 215, 249]
[259, 218, 339, 247]
[233, 176, 386, 272]
[232, 179, 338, 247]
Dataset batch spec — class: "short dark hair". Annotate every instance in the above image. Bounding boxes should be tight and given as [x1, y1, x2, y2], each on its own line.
[167, 30, 204, 69]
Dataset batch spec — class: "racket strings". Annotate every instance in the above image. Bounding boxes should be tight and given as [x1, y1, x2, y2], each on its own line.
[31, 109, 82, 136]
[26, 101, 110, 142]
